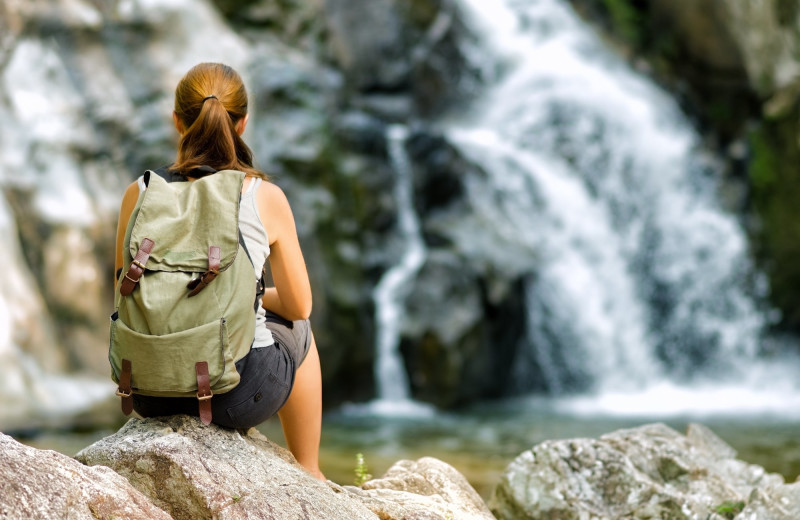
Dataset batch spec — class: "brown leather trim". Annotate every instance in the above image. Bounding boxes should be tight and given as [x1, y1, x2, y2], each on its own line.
[187, 245, 221, 297]
[120, 238, 155, 296]
[208, 245, 221, 272]
[116, 358, 134, 416]
[195, 361, 213, 425]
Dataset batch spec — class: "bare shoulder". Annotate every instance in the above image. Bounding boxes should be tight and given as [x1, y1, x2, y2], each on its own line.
[119, 180, 141, 211]
[124, 179, 139, 197]
[255, 180, 292, 213]
[254, 180, 297, 245]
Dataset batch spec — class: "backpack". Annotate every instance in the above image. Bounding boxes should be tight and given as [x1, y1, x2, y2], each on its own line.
[110, 169, 259, 425]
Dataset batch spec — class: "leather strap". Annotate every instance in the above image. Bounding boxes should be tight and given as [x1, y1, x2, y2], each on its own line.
[120, 238, 155, 296]
[115, 358, 134, 415]
[195, 361, 213, 425]
[187, 246, 221, 297]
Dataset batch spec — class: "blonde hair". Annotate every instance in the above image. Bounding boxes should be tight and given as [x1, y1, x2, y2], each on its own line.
[171, 62, 266, 179]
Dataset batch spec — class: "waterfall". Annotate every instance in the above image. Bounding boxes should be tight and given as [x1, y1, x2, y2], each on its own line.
[369, 125, 433, 414]
[448, 0, 778, 405]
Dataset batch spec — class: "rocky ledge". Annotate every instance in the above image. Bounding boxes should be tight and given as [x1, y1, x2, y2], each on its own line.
[0, 415, 493, 520]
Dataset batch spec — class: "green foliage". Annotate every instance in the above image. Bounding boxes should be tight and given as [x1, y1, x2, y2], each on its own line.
[354, 452, 373, 486]
[748, 126, 779, 191]
[210, 0, 261, 18]
[602, 0, 642, 45]
[712, 500, 745, 519]
[232, 495, 242, 503]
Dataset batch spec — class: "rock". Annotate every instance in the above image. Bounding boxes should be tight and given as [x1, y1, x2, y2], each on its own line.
[76, 415, 489, 519]
[77, 415, 378, 520]
[740, 483, 800, 520]
[0, 432, 172, 520]
[345, 456, 495, 520]
[324, 0, 473, 116]
[489, 422, 788, 520]
[719, 0, 800, 98]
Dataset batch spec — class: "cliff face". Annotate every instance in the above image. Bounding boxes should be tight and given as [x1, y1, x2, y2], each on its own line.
[0, 0, 257, 427]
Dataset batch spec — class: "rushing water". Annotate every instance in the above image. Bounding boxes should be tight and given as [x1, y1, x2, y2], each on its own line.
[439, 0, 797, 410]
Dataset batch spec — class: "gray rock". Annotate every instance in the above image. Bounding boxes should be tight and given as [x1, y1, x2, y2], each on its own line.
[324, 0, 410, 90]
[75, 415, 491, 519]
[0, 432, 172, 520]
[489, 422, 789, 520]
[346, 456, 495, 520]
[650, 0, 800, 113]
[77, 415, 378, 520]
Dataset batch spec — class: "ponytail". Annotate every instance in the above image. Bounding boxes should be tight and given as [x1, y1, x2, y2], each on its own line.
[171, 63, 266, 179]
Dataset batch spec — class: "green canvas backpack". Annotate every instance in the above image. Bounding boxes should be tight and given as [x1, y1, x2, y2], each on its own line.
[110, 169, 258, 424]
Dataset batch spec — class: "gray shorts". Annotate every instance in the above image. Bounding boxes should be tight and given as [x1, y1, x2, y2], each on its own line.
[133, 310, 312, 429]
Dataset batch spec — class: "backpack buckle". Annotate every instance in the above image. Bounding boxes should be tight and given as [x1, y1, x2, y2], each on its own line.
[117, 359, 134, 416]
[120, 239, 155, 296]
[187, 246, 221, 297]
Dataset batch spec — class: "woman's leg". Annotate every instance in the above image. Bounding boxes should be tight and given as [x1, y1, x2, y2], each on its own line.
[277, 333, 325, 480]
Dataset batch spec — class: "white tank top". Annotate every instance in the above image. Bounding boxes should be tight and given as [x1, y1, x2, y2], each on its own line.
[240, 177, 273, 348]
[137, 174, 274, 348]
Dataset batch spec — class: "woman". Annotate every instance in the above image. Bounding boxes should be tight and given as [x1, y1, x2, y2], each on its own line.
[114, 62, 324, 481]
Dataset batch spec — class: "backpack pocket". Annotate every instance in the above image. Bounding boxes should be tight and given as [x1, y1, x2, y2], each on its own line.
[110, 315, 231, 396]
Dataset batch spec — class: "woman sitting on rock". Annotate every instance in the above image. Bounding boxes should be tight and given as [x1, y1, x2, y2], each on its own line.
[113, 62, 325, 481]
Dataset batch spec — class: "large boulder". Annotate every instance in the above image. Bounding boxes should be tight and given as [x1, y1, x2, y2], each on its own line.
[0, 432, 172, 520]
[489, 422, 796, 520]
[76, 415, 378, 520]
[76, 415, 489, 520]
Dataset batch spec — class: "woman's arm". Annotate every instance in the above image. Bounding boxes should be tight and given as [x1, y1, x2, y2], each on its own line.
[114, 181, 141, 285]
[257, 182, 312, 320]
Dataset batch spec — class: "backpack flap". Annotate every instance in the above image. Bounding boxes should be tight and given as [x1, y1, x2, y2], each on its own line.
[128, 170, 245, 273]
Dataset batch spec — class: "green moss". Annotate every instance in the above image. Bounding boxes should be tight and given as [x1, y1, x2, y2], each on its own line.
[748, 126, 779, 191]
[713, 500, 746, 519]
[602, 0, 642, 45]
[747, 108, 800, 330]
[775, 0, 799, 27]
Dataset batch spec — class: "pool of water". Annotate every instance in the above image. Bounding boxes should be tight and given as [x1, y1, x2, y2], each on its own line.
[16, 398, 800, 501]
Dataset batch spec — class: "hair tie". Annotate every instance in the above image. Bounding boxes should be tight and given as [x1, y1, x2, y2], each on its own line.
[202, 94, 217, 102]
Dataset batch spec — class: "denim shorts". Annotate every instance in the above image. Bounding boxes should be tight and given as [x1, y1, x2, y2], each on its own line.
[132, 311, 312, 429]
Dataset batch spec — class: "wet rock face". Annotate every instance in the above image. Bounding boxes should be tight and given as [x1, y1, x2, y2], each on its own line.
[324, 0, 476, 117]
[490, 423, 798, 520]
[0, 0, 254, 425]
[0, 432, 172, 520]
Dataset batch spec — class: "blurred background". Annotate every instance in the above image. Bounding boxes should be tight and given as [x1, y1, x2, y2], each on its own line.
[2, 0, 799, 496]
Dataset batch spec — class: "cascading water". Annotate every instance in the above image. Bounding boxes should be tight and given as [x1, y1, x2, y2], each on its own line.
[369, 125, 433, 415]
[444, 0, 797, 414]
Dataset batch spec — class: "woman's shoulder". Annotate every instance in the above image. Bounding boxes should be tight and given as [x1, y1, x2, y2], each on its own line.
[253, 178, 290, 208]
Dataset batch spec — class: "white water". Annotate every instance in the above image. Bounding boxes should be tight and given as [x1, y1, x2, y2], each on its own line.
[444, 0, 795, 416]
[368, 125, 434, 416]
